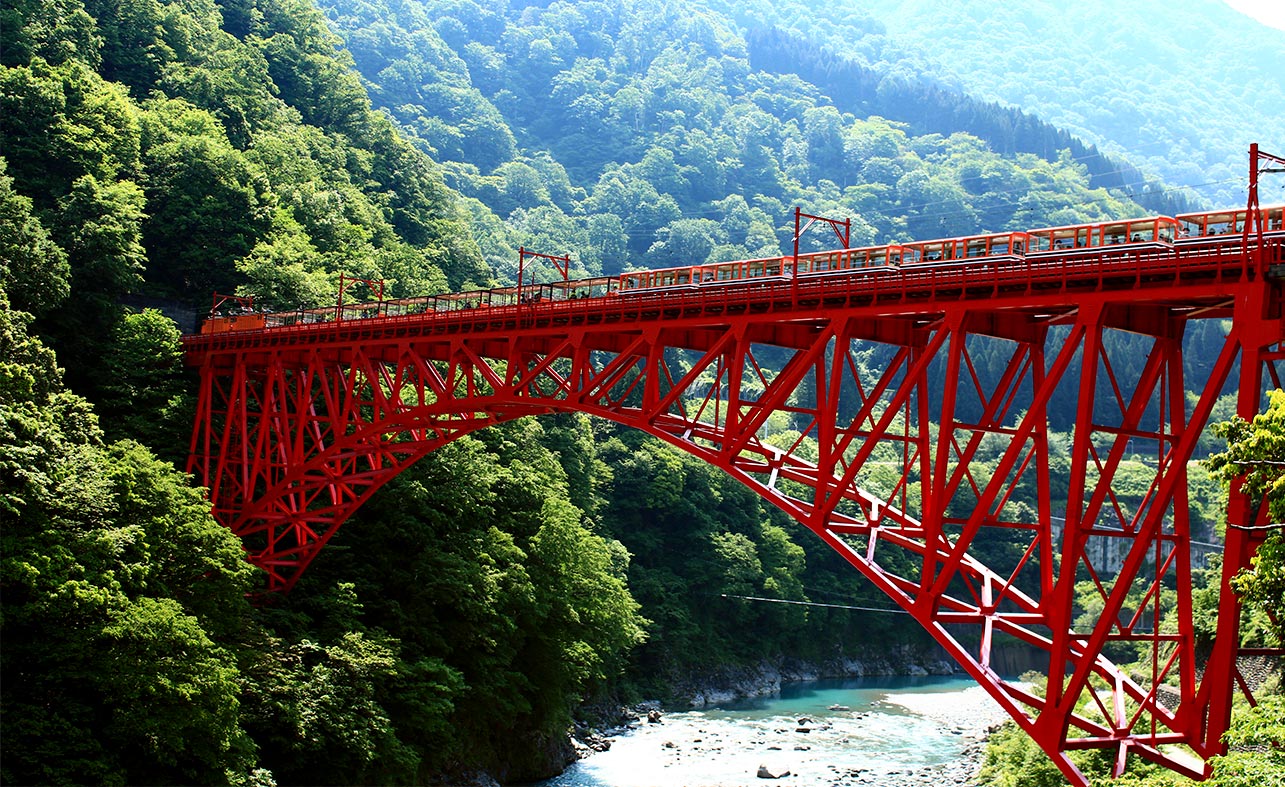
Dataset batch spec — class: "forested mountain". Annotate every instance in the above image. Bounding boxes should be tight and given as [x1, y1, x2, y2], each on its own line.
[2, 0, 1281, 785]
[2, 0, 639, 782]
[847, 0, 1285, 207]
[1, 0, 491, 397]
[315, 0, 1193, 289]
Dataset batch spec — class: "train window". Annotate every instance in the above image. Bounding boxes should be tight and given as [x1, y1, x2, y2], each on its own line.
[1208, 212, 1243, 235]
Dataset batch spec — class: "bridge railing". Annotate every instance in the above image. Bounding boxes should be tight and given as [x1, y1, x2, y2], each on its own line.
[189, 237, 1280, 345]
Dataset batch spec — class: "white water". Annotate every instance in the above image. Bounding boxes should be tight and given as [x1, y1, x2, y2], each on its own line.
[542, 676, 1009, 787]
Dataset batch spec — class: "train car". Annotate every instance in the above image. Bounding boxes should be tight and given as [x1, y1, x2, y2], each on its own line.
[1175, 205, 1285, 242]
[794, 244, 904, 277]
[619, 265, 701, 294]
[693, 255, 791, 287]
[900, 231, 1030, 265]
[1027, 216, 1177, 254]
[200, 313, 267, 334]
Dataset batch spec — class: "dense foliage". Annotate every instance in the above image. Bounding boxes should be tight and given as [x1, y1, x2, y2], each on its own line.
[0, 0, 642, 782]
[0, 0, 489, 397]
[1, 200, 646, 786]
[845, 0, 1285, 207]
[316, 0, 1168, 288]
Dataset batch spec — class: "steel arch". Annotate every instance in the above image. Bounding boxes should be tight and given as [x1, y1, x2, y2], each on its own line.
[187, 226, 1284, 784]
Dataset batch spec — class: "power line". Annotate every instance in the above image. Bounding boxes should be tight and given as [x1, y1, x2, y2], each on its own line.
[721, 592, 910, 614]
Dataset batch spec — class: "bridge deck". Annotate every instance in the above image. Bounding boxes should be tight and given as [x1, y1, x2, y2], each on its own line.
[183, 240, 1267, 359]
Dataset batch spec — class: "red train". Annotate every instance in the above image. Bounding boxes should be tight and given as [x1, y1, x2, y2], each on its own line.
[200, 204, 1284, 333]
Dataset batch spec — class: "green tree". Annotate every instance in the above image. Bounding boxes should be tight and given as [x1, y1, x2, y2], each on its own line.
[82, 0, 174, 94]
[1208, 389, 1285, 645]
[39, 172, 148, 394]
[1, 288, 261, 785]
[0, 0, 102, 69]
[280, 420, 647, 781]
[0, 58, 140, 209]
[96, 309, 190, 458]
[235, 214, 333, 310]
[1207, 695, 1285, 787]
[646, 217, 724, 268]
[0, 159, 70, 315]
[139, 101, 271, 297]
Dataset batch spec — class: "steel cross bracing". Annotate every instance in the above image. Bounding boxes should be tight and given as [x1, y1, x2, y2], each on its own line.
[186, 237, 1285, 784]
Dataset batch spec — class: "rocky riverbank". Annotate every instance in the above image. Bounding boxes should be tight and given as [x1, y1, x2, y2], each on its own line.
[554, 678, 1012, 787]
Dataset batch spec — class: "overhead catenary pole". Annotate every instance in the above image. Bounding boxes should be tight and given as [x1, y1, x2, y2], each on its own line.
[336, 273, 385, 320]
[518, 247, 573, 305]
[792, 206, 853, 299]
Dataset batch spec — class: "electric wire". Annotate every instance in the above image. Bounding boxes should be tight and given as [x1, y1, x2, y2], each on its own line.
[720, 592, 912, 613]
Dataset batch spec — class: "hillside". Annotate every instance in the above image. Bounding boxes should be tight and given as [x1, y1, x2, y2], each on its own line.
[315, 0, 1180, 288]
[845, 0, 1285, 207]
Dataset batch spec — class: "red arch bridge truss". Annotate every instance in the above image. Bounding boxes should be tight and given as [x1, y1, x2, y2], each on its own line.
[186, 237, 1284, 784]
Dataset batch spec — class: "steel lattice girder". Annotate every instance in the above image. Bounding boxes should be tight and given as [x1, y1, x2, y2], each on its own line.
[187, 253, 1285, 785]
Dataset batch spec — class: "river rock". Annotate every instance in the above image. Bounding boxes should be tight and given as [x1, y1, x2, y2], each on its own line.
[757, 765, 792, 779]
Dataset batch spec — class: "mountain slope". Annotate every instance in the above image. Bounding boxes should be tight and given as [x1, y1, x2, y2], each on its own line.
[317, 0, 1168, 286]
[845, 0, 1285, 206]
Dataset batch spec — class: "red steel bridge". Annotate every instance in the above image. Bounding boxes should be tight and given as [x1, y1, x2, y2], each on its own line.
[184, 148, 1285, 784]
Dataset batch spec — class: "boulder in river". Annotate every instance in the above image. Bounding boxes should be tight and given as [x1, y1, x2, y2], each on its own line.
[757, 765, 792, 779]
